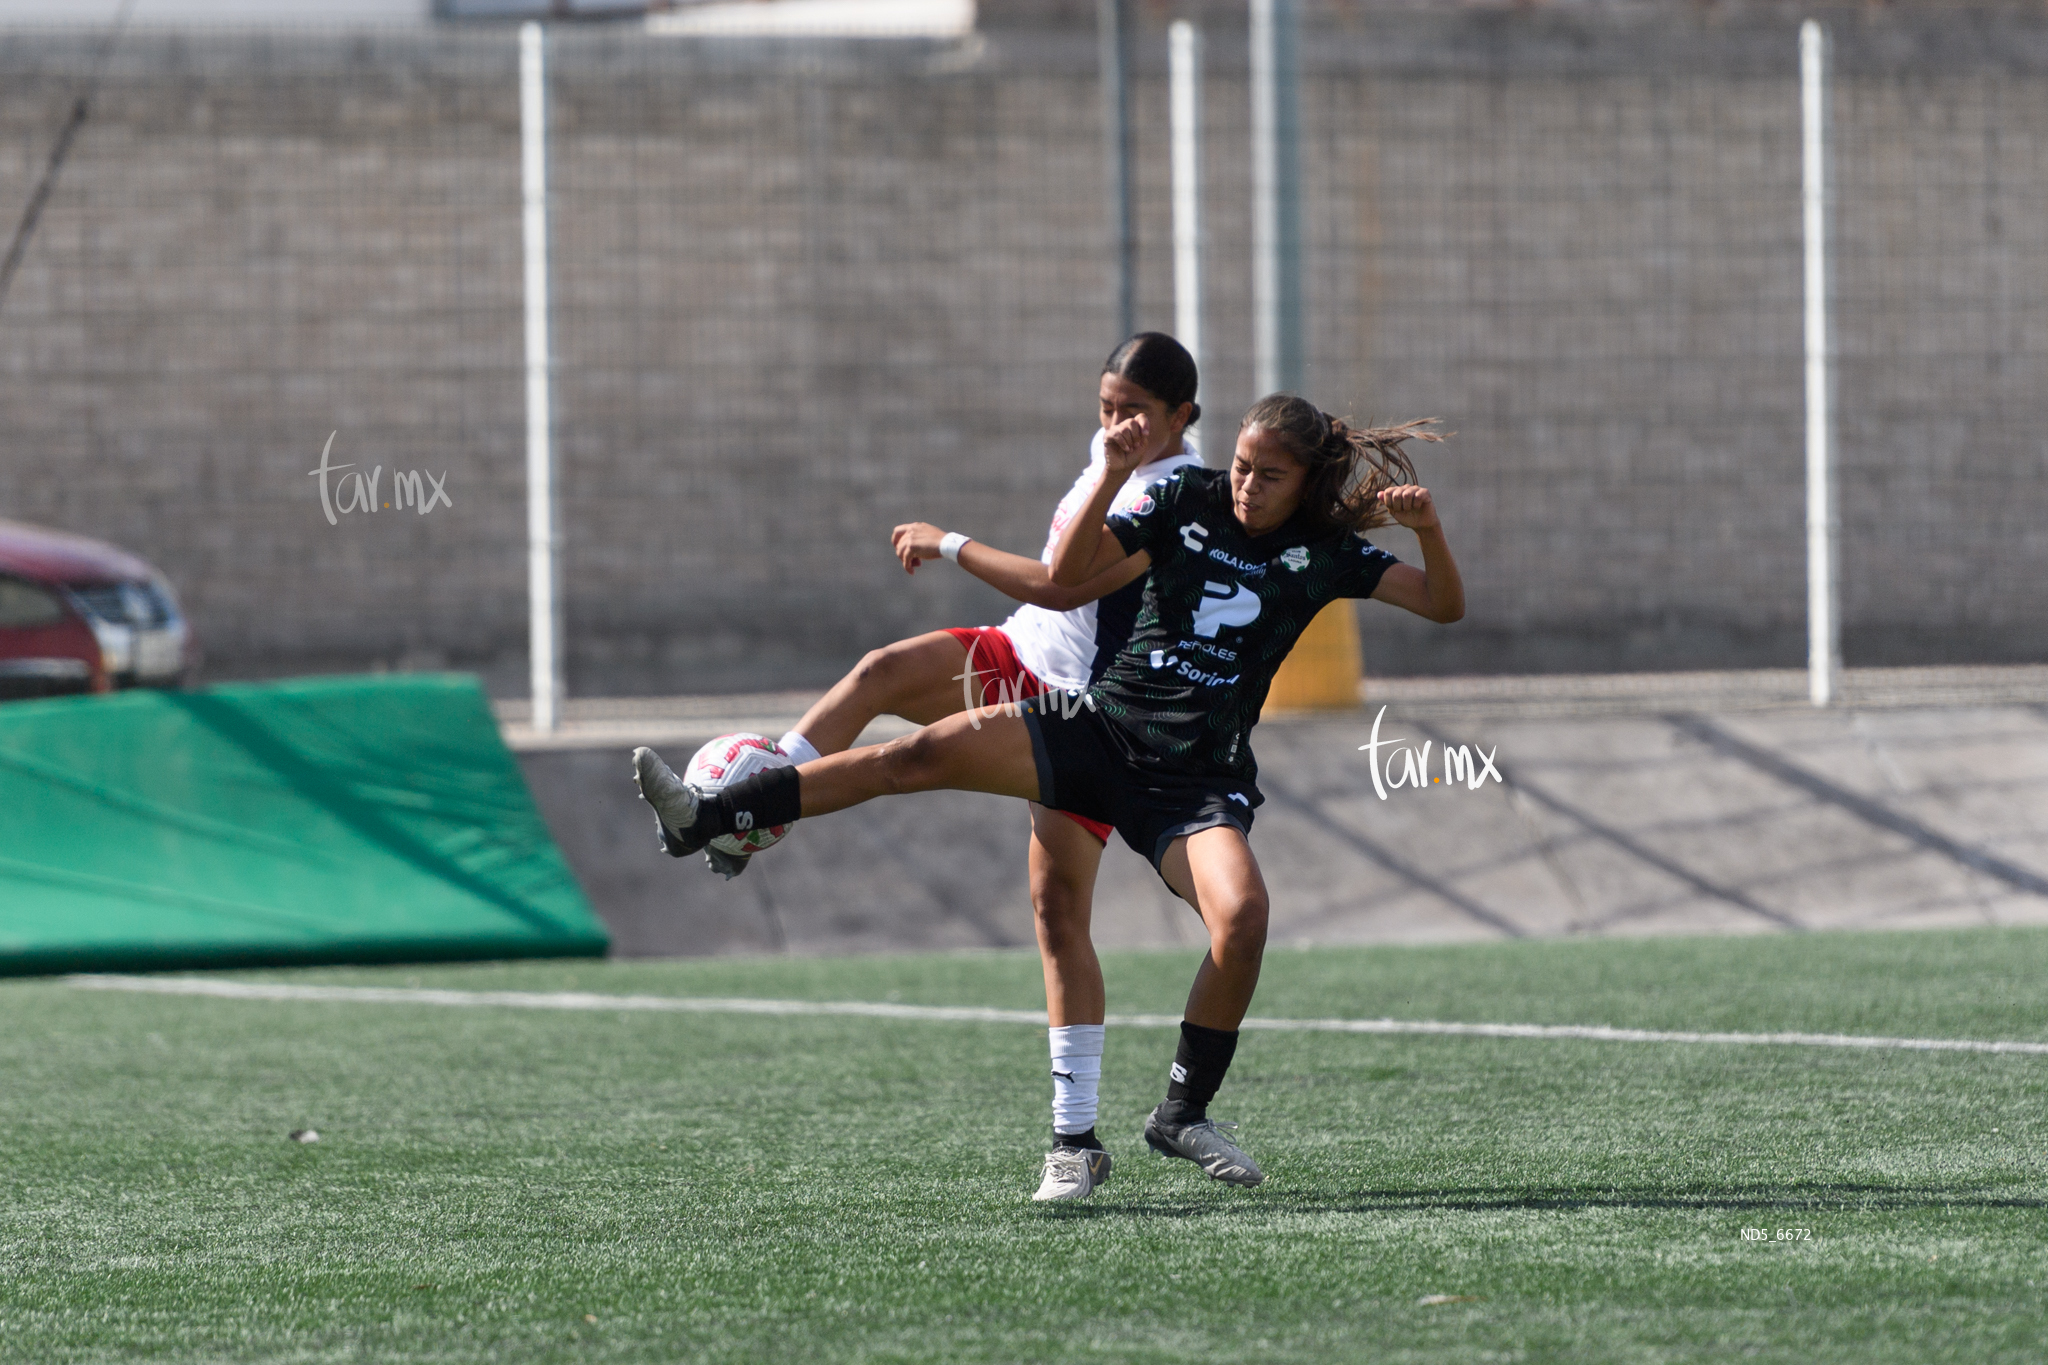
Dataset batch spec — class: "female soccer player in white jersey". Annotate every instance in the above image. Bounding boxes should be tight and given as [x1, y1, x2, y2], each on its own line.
[636, 392, 1463, 1191]
[693, 334, 1203, 1201]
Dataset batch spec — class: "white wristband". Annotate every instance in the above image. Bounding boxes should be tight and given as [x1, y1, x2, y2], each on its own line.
[939, 532, 971, 563]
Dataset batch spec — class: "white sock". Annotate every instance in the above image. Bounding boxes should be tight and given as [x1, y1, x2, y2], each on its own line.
[776, 731, 822, 766]
[1049, 1023, 1106, 1137]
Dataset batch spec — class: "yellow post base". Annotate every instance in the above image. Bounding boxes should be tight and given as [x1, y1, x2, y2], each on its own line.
[1262, 601, 1364, 714]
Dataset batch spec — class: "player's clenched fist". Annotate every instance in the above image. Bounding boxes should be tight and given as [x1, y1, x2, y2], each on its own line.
[891, 521, 945, 573]
[1378, 484, 1440, 531]
[1100, 413, 1150, 476]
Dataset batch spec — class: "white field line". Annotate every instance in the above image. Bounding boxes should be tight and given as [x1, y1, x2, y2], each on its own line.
[64, 974, 2048, 1056]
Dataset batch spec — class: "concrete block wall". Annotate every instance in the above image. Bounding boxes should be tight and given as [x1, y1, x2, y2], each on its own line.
[0, 10, 2043, 695]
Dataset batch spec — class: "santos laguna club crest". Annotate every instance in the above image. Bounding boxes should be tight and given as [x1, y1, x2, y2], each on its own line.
[1280, 545, 1310, 572]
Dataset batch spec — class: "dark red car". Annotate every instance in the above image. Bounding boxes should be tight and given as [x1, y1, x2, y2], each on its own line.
[0, 520, 197, 701]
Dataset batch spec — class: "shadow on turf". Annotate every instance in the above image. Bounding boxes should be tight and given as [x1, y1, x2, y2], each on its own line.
[1035, 1182, 2048, 1220]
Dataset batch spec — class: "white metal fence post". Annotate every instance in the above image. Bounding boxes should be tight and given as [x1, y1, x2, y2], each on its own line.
[520, 21, 562, 733]
[1097, 0, 1134, 341]
[1801, 19, 1839, 706]
[1251, 0, 1303, 396]
[1169, 19, 1204, 426]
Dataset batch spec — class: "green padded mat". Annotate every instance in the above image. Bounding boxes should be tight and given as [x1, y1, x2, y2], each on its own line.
[0, 674, 607, 975]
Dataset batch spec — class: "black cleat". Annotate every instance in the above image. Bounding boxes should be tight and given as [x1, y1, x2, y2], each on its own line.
[703, 845, 751, 880]
[633, 747, 712, 859]
[1143, 1106, 1264, 1187]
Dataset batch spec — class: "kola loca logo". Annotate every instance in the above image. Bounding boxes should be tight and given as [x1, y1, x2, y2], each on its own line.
[309, 431, 453, 526]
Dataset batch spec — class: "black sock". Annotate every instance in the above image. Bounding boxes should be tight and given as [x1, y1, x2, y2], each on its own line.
[1054, 1127, 1103, 1152]
[1156, 1021, 1239, 1126]
[701, 765, 802, 838]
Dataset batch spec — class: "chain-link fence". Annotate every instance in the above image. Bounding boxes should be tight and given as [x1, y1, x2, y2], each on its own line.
[1, 9, 2043, 696]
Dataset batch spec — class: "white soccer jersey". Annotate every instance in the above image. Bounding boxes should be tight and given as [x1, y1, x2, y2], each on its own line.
[1000, 427, 1204, 692]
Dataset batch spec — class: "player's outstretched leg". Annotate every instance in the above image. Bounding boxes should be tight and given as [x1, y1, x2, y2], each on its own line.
[1141, 825, 1269, 1188]
[777, 631, 976, 764]
[637, 709, 1042, 866]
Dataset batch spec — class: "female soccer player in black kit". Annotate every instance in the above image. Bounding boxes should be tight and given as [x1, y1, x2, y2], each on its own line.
[635, 393, 1464, 1187]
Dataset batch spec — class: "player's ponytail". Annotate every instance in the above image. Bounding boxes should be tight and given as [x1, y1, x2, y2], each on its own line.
[1239, 394, 1443, 536]
[1103, 332, 1200, 427]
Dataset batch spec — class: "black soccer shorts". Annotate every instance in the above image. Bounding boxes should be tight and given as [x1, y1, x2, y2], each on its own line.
[1022, 698, 1258, 874]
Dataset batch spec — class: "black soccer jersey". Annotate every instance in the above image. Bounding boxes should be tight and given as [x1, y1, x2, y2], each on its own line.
[1093, 466, 1401, 784]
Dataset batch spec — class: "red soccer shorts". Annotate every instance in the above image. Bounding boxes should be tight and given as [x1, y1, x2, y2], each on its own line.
[945, 626, 1113, 845]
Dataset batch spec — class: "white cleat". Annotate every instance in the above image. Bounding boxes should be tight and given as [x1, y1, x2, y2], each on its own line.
[632, 746, 708, 858]
[1032, 1146, 1113, 1202]
[1143, 1108, 1264, 1187]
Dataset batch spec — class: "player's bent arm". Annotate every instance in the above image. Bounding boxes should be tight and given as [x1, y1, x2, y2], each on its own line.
[1047, 493, 1135, 589]
[1050, 523, 1146, 593]
[1369, 562, 1451, 621]
[959, 540, 1149, 609]
[1050, 415, 1150, 586]
[890, 520, 1148, 608]
[1369, 486, 1465, 623]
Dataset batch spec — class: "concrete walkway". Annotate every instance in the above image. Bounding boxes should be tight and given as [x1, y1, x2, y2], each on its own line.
[506, 667, 2048, 958]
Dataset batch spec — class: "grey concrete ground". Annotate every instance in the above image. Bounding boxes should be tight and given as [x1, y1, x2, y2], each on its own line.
[508, 667, 2048, 959]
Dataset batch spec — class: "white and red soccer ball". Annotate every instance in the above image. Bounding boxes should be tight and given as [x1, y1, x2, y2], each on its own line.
[683, 732, 794, 856]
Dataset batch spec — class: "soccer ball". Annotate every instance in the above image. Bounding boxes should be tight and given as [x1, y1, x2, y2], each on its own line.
[684, 732, 794, 856]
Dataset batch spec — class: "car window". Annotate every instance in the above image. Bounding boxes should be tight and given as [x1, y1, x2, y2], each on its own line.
[0, 577, 67, 629]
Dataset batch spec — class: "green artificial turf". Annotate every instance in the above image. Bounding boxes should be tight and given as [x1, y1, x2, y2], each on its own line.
[4, 928, 2046, 1363]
